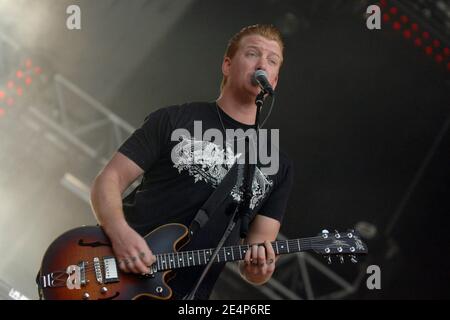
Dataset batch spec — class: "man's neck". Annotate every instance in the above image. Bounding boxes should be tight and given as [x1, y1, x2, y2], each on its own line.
[216, 89, 257, 126]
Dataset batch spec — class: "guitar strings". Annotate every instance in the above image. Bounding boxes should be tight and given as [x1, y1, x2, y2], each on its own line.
[51, 237, 361, 275]
[77, 237, 358, 272]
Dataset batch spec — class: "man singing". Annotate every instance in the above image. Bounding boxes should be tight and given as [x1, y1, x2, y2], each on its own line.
[90, 24, 294, 300]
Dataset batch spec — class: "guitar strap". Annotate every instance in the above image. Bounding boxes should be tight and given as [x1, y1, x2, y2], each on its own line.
[188, 161, 245, 238]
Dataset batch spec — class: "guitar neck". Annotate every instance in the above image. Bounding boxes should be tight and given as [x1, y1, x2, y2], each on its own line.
[154, 238, 313, 271]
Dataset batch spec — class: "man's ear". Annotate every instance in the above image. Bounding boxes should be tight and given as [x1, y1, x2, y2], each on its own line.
[222, 57, 231, 77]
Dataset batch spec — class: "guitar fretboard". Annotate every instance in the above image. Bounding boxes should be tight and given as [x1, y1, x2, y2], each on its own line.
[154, 238, 314, 271]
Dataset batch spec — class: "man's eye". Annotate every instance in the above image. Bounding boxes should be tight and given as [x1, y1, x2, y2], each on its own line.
[269, 58, 280, 66]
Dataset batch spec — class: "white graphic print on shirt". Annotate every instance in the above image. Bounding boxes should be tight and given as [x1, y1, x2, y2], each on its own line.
[171, 135, 273, 209]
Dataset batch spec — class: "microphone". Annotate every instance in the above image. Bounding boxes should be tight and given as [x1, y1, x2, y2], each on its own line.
[252, 69, 274, 96]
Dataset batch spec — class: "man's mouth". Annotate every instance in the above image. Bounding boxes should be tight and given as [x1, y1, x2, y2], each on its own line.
[250, 73, 259, 87]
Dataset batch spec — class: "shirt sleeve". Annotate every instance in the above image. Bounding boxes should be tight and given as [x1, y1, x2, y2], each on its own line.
[258, 158, 294, 224]
[118, 108, 172, 171]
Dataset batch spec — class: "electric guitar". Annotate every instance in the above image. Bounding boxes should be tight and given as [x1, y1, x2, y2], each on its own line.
[37, 224, 368, 300]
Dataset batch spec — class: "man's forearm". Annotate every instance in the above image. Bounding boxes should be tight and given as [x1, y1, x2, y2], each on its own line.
[90, 174, 128, 233]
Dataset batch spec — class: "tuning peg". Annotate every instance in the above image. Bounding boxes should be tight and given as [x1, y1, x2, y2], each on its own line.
[334, 230, 341, 238]
[321, 230, 329, 238]
[325, 255, 332, 265]
[346, 229, 355, 238]
[350, 255, 358, 264]
[339, 255, 344, 264]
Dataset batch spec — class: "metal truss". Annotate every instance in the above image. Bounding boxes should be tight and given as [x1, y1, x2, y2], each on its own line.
[23, 72, 143, 197]
[29, 74, 135, 166]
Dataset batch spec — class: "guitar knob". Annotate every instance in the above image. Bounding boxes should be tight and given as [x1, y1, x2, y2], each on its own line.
[82, 292, 90, 300]
[101, 287, 108, 294]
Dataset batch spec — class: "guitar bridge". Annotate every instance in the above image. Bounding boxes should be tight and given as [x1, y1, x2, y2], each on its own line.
[78, 261, 87, 286]
[93, 257, 103, 284]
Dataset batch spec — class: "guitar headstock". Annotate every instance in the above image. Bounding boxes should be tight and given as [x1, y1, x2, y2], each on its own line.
[312, 229, 368, 264]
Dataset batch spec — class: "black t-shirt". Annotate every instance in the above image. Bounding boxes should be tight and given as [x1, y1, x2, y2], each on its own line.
[118, 101, 294, 299]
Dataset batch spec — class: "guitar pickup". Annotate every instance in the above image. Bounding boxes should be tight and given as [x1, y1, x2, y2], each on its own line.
[103, 256, 119, 284]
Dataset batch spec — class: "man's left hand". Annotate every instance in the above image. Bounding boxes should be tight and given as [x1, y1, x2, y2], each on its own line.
[242, 240, 276, 284]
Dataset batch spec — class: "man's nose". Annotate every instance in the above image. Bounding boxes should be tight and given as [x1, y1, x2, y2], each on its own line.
[255, 65, 268, 72]
[255, 58, 269, 72]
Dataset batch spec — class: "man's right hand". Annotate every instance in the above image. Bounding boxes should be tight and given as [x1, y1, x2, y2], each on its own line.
[104, 222, 156, 275]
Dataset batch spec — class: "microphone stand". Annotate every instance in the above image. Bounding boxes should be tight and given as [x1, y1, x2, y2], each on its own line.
[183, 204, 240, 300]
[239, 89, 266, 238]
[183, 89, 268, 300]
